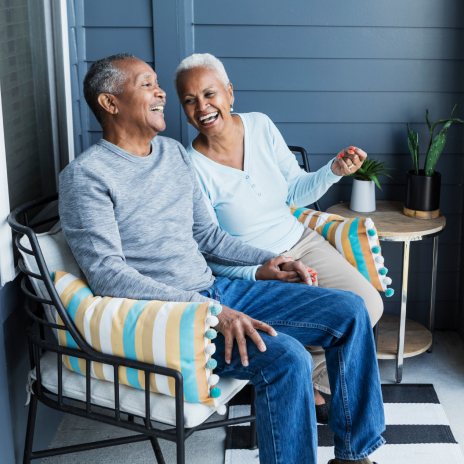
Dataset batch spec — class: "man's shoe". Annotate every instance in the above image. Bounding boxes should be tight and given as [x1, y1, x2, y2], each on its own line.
[316, 402, 330, 424]
[328, 459, 378, 464]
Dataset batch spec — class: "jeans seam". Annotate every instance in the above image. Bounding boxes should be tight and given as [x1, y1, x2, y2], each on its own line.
[335, 436, 386, 460]
[338, 346, 353, 453]
[264, 320, 343, 339]
[261, 369, 279, 464]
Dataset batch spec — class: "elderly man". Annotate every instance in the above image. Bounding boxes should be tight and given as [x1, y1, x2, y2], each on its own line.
[59, 53, 385, 464]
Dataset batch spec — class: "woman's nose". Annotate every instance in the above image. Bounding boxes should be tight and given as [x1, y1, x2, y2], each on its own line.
[196, 98, 209, 111]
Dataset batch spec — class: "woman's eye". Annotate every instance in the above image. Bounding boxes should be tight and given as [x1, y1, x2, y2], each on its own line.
[206, 93, 215, 97]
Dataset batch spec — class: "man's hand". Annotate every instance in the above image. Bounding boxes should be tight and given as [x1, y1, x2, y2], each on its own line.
[256, 256, 317, 285]
[217, 305, 278, 366]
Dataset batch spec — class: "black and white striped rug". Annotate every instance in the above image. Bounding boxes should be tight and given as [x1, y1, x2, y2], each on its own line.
[225, 384, 464, 464]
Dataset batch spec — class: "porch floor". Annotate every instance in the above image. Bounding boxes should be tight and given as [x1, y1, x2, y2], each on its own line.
[42, 330, 464, 463]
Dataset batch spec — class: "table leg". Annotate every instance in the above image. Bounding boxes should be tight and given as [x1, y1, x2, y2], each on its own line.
[427, 236, 439, 353]
[396, 240, 411, 383]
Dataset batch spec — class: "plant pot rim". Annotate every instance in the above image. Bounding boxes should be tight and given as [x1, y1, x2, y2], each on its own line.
[353, 178, 375, 182]
[407, 170, 441, 178]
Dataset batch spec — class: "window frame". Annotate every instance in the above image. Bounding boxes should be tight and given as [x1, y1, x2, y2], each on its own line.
[0, 0, 74, 287]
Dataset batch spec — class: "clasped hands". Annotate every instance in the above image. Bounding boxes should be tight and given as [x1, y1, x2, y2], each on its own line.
[217, 256, 317, 366]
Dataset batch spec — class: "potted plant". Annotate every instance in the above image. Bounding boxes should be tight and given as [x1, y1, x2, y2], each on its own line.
[405, 105, 463, 219]
[349, 159, 393, 213]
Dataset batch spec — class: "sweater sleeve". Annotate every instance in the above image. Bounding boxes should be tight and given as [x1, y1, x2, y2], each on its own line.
[266, 116, 342, 207]
[195, 186, 261, 281]
[59, 162, 217, 303]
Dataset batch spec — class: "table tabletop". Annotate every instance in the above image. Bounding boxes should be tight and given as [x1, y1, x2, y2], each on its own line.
[326, 201, 446, 238]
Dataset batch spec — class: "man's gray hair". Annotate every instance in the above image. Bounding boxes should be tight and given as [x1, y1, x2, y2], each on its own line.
[83, 53, 136, 123]
[173, 53, 230, 93]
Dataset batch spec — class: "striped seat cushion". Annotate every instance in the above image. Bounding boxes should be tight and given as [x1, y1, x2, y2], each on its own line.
[291, 208, 393, 296]
[52, 271, 224, 407]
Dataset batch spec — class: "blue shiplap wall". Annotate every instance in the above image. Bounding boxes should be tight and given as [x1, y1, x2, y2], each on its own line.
[68, 0, 464, 331]
[191, 0, 464, 330]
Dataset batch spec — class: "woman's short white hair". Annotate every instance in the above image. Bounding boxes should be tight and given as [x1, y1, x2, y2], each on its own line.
[173, 53, 230, 93]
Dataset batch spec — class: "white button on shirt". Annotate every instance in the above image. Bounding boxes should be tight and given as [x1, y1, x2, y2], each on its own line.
[187, 112, 342, 281]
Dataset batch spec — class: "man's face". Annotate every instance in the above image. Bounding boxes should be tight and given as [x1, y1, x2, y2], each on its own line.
[105, 58, 166, 134]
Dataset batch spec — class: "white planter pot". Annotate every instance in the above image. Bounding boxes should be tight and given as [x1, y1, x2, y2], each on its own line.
[350, 179, 376, 212]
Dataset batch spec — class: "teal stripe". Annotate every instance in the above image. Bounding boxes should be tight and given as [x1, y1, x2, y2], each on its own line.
[65, 287, 92, 349]
[179, 303, 200, 403]
[292, 207, 308, 219]
[69, 356, 82, 374]
[122, 300, 149, 361]
[348, 219, 371, 283]
[321, 221, 334, 240]
[126, 368, 142, 389]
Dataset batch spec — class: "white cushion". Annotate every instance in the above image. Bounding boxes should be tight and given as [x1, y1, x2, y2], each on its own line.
[19, 223, 84, 338]
[32, 351, 248, 428]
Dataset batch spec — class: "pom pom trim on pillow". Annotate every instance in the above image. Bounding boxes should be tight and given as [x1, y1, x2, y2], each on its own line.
[290, 207, 393, 296]
[52, 271, 224, 407]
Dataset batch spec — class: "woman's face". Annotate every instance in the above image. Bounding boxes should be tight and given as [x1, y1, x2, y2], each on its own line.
[177, 67, 234, 137]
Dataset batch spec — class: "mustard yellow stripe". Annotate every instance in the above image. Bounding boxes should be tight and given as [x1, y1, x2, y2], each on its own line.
[308, 213, 321, 229]
[93, 361, 106, 380]
[75, 295, 99, 337]
[165, 303, 188, 397]
[57, 314, 68, 347]
[194, 303, 210, 404]
[77, 358, 87, 375]
[62, 355, 72, 370]
[341, 220, 357, 269]
[53, 270, 68, 284]
[327, 221, 341, 248]
[140, 301, 164, 364]
[110, 298, 137, 358]
[89, 297, 113, 353]
[290, 206, 297, 214]
[119, 366, 129, 387]
[60, 279, 88, 308]
[358, 219, 383, 290]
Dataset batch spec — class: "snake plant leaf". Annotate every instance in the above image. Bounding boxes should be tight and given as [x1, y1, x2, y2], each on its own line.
[407, 124, 419, 175]
[426, 109, 432, 131]
[424, 132, 447, 176]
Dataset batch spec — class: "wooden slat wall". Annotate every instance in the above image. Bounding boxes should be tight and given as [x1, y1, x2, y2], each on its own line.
[193, 0, 464, 329]
[67, 0, 154, 150]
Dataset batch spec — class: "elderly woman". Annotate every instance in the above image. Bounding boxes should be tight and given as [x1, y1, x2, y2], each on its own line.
[174, 53, 384, 422]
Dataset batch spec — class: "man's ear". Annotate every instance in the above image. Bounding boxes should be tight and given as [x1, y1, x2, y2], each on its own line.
[97, 93, 118, 116]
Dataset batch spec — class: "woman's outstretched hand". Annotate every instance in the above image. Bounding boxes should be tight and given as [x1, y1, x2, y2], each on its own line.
[256, 256, 318, 286]
[216, 305, 278, 365]
[332, 146, 367, 176]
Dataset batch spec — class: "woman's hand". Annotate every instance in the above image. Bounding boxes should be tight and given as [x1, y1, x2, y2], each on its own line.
[256, 256, 318, 285]
[332, 146, 367, 176]
[216, 305, 278, 365]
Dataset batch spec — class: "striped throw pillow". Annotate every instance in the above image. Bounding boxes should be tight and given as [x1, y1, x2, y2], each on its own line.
[291, 208, 393, 296]
[52, 271, 224, 407]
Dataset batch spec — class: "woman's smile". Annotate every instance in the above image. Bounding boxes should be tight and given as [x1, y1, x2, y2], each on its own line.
[198, 111, 219, 126]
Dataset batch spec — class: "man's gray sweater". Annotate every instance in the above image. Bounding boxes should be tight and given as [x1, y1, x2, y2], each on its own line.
[59, 136, 277, 303]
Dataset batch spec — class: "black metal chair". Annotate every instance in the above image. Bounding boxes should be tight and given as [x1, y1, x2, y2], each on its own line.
[8, 194, 257, 464]
[288, 145, 322, 211]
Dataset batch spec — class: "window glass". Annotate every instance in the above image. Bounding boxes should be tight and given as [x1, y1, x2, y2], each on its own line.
[0, 0, 57, 211]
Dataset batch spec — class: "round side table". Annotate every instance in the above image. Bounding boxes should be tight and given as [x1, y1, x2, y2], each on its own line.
[326, 201, 446, 383]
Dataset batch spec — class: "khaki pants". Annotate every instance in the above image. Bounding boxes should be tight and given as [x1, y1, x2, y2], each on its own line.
[282, 228, 384, 393]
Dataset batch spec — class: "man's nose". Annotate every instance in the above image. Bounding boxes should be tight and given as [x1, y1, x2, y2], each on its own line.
[154, 85, 166, 99]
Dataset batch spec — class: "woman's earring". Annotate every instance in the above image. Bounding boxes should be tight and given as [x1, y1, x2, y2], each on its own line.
[186, 118, 191, 125]
[230, 104, 234, 112]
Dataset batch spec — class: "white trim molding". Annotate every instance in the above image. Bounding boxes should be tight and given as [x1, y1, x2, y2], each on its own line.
[0, 82, 15, 287]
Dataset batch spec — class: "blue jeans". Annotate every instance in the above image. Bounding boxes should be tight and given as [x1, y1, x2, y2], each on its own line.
[200, 277, 385, 464]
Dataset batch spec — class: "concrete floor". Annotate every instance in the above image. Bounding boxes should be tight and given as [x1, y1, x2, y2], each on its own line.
[42, 331, 464, 464]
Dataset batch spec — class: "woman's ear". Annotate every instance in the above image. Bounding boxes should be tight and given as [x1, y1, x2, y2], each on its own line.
[97, 93, 118, 116]
[228, 82, 234, 107]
